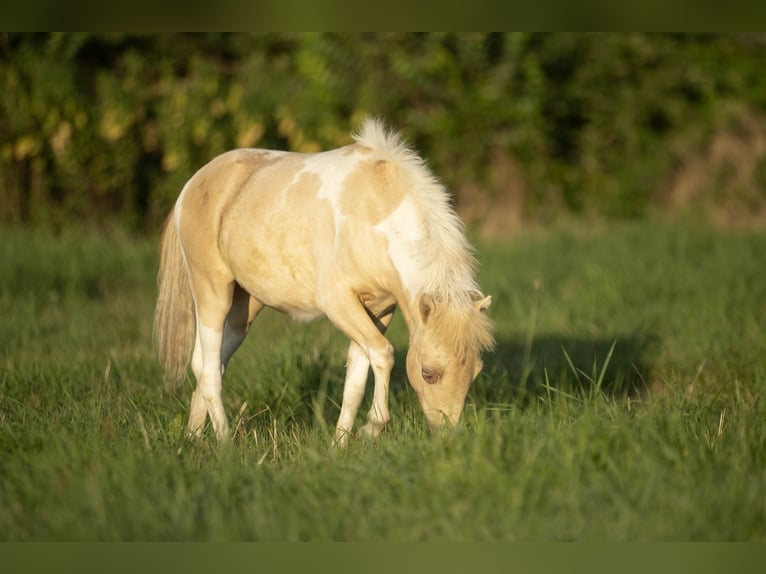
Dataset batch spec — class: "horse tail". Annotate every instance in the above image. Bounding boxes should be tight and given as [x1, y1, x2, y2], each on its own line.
[153, 210, 195, 385]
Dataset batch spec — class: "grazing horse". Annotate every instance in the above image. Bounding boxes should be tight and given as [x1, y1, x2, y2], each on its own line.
[153, 118, 494, 445]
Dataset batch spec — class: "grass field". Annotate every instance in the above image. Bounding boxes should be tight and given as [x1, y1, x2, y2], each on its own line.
[1, 221, 764, 540]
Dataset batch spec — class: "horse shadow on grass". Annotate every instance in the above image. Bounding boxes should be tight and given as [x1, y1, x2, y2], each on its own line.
[226, 329, 657, 436]
[473, 332, 658, 407]
[373, 331, 657, 424]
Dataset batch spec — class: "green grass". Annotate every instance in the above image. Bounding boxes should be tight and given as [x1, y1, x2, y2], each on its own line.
[1, 221, 765, 540]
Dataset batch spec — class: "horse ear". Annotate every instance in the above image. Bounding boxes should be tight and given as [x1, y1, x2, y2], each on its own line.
[419, 294, 434, 324]
[474, 294, 492, 312]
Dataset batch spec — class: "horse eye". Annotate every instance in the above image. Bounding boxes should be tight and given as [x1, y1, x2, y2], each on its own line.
[422, 368, 440, 384]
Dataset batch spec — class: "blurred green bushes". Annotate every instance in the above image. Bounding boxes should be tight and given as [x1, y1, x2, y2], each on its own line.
[2, 33, 766, 232]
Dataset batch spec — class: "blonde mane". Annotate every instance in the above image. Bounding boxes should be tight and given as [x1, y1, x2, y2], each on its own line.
[353, 118, 495, 355]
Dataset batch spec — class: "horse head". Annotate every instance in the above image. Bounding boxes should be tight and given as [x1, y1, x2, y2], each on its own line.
[406, 291, 494, 430]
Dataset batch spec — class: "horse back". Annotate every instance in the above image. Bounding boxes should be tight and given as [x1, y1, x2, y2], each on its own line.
[176, 145, 415, 316]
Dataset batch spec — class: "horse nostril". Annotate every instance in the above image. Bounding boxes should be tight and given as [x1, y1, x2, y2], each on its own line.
[425, 410, 456, 431]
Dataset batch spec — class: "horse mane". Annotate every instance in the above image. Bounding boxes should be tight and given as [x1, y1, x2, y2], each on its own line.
[353, 117, 495, 355]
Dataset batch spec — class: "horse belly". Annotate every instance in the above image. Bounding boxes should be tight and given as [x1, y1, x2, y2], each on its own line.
[227, 234, 326, 320]
[245, 271, 325, 321]
[222, 203, 335, 320]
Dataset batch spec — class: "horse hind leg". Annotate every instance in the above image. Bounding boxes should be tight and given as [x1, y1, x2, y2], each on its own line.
[221, 284, 264, 370]
[187, 330, 208, 436]
[188, 283, 263, 439]
[186, 277, 237, 441]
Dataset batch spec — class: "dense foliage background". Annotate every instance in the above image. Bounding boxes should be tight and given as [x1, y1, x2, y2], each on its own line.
[2, 32, 766, 232]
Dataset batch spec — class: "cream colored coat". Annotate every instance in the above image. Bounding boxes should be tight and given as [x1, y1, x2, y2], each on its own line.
[154, 118, 494, 445]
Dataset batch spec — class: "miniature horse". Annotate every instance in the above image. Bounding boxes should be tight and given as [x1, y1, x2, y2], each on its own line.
[154, 118, 494, 445]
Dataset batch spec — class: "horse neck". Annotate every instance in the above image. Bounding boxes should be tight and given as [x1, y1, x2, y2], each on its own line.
[378, 173, 479, 334]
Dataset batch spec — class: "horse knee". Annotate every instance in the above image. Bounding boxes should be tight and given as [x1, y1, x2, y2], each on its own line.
[369, 341, 394, 373]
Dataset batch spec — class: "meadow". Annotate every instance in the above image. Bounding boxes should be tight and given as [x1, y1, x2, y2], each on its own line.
[0, 221, 764, 541]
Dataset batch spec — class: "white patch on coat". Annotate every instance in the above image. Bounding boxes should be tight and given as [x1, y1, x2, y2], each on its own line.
[375, 196, 425, 302]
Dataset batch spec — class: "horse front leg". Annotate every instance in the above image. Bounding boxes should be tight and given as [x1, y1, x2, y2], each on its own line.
[358, 306, 396, 438]
[358, 346, 393, 438]
[334, 341, 370, 447]
[328, 295, 396, 445]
